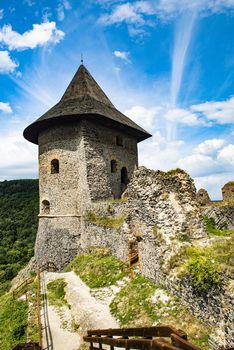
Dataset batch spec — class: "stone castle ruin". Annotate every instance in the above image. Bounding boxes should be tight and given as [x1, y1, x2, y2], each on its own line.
[197, 182, 234, 206]
[23, 64, 233, 348]
[196, 184, 234, 231]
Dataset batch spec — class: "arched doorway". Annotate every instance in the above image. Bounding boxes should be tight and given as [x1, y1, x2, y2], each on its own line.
[42, 200, 50, 215]
[121, 167, 129, 193]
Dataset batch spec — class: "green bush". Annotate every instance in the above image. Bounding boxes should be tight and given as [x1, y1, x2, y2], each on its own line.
[186, 254, 222, 290]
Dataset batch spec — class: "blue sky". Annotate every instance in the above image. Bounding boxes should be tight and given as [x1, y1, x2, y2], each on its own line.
[0, 0, 234, 199]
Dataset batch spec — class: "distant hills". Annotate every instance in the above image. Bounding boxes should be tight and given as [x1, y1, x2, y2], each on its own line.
[0, 179, 39, 295]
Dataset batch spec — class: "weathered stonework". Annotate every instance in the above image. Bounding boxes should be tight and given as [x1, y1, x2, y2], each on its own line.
[222, 182, 234, 204]
[196, 188, 211, 206]
[202, 205, 234, 230]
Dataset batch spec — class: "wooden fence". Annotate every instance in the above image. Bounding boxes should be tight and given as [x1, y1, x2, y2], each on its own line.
[83, 326, 202, 350]
[11, 261, 57, 350]
[12, 342, 41, 350]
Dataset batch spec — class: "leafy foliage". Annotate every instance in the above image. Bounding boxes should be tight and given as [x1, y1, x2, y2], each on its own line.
[0, 180, 39, 295]
[203, 216, 234, 236]
[185, 248, 222, 290]
[0, 293, 28, 350]
[65, 248, 129, 288]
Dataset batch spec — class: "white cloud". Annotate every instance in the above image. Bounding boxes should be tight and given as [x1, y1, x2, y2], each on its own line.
[0, 131, 37, 179]
[164, 107, 202, 125]
[0, 9, 4, 20]
[99, 2, 147, 26]
[217, 144, 234, 165]
[0, 50, 18, 73]
[0, 102, 13, 114]
[114, 50, 131, 63]
[24, 0, 35, 6]
[57, 0, 72, 21]
[138, 131, 185, 171]
[191, 96, 234, 124]
[177, 154, 219, 177]
[0, 22, 65, 51]
[125, 105, 163, 129]
[98, 0, 234, 28]
[194, 139, 225, 155]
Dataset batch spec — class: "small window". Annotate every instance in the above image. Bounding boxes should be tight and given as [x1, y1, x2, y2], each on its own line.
[42, 200, 50, 215]
[51, 159, 59, 174]
[116, 136, 123, 146]
[111, 159, 117, 173]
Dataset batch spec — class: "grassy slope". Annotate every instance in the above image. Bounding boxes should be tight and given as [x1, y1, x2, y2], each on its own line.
[0, 293, 28, 350]
[47, 278, 68, 308]
[65, 248, 129, 288]
[0, 179, 39, 295]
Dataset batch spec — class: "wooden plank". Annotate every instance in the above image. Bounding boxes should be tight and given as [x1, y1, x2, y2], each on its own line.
[171, 334, 201, 350]
[87, 326, 187, 339]
[84, 337, 184, 350]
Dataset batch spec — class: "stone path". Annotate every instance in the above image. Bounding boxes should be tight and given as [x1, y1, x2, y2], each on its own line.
[41, 272, 80, 350]
[41, 271, 119, 350]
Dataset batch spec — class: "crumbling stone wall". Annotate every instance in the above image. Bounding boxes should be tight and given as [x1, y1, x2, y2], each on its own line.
[196, 188, 211, 205]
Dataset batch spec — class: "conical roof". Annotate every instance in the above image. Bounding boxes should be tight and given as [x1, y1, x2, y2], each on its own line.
[23, 64, 151, 144]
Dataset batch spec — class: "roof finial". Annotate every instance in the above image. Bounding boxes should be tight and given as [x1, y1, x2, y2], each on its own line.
[81, 53, 84, 65]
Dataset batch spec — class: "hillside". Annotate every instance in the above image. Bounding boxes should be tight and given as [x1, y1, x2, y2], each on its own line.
[0, 179, 39, 295]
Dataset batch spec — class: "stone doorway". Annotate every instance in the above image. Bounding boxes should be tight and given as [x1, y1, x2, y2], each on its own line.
[128, 240, 139, 266]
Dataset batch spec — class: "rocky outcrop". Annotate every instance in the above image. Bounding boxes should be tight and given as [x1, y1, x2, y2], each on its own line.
[202, 205, 234, 230]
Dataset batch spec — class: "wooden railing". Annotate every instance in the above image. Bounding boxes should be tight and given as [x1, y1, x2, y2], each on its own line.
[12, 276, 34, 300]
[83, 326, 202, 350]
[11, 261, 57, 350]
[12, 342, 41, 350]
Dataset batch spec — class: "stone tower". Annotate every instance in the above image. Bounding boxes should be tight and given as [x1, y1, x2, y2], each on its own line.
[23, 64, 151, 268]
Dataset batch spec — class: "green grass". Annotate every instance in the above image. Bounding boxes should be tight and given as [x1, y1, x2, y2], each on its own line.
[27, 280, 40, 343]
[47, 278, 68, 308]
[110, 274, 158, 326]
[203, 216, 234, 236]
[0, 293, 28, 350]
[163, 168, 187, 177]
[65, 248, 129, 288]
[110, 274, 209, 349]
[84, 212, 126, 229]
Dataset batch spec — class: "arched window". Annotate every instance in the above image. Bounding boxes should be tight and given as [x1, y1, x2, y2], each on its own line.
[111, 160, 117, 173]
[51, 159, 59, 174]
[121, 167, 129, 186]
[116, 136, 123, 146]
[42, 200, 50, 215]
